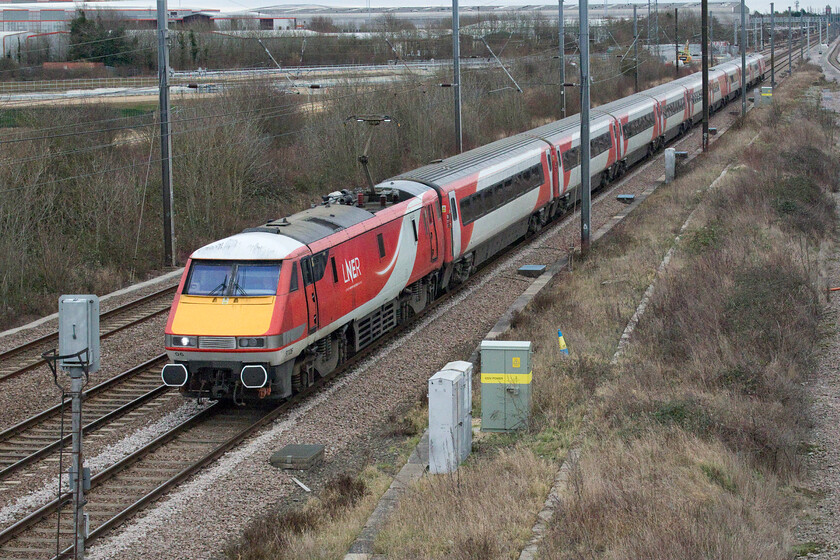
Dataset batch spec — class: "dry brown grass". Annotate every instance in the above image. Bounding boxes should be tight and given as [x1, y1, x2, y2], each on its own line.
[551, 429, 793, 560]
[224, 469, 391, 560]
[376, 447, 554, 559]
[539, 66, 838, 558]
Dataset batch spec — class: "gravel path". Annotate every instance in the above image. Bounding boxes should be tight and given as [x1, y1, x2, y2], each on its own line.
[793, 230, 840, 558]
[792, 42, 840, 560]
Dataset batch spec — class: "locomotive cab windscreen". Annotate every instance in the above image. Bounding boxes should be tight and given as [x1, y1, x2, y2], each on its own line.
[184, 261, 282, 297]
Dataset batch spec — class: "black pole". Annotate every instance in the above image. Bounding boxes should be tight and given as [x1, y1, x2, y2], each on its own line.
[771, 3, 776, 86]
[580, 0, 591, 252]
[634, 5, 639, 92]
[788, 6, 792, 73]
[741, 0, 746, 117]
[675, 8, 679, 78]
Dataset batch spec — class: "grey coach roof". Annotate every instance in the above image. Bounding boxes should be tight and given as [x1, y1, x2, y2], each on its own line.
[393, 133, 546, 186]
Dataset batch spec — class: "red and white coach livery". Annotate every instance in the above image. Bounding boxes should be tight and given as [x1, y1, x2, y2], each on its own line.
[163, 53, 767, 403]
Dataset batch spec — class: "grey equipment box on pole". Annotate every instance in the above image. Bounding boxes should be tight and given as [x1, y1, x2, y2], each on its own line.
[480, 340, 532, 432]
[428, 361, 473, 474]
[58, 295, 100, 373]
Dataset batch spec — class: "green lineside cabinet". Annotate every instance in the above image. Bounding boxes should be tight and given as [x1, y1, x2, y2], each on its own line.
[480, 340, 532, 432]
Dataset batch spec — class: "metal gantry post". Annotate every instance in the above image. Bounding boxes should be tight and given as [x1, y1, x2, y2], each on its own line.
[771, 3, 776, 86]
[654, 0, 658, 48]
[647, 0, 651, 45]
[70, 367, 85, 560]
[559, 0, 566, 118]
[675, 8, 679, 78]
[801, 14, 804, 61]
[634, 5, 639, 92]
[710, 11, 714, 59]
[452, 0, 463, 153]
[702, 0, 709, 151]
[807, 16, 810, 58]
[789, 7, 793, 73]
[580, 0, 591, 252]
[157, 0, 175, 268]
[741, 0, 746, 117]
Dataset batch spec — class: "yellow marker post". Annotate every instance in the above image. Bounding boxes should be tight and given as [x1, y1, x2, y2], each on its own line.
[557, 329, 569, 355]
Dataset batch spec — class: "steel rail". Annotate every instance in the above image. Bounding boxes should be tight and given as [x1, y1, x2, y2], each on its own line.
[827, 38, 840, 72]
[0, 285, 175, 383]
[0, 355, 169, 480]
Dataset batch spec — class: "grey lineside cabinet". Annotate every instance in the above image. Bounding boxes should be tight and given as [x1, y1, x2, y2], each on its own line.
[428, 361, 473, 474]
[480, 340, 532, 432]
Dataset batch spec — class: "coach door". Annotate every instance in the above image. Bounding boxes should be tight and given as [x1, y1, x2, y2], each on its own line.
[300, 253, 322, 334]
[426, 205, 439, 262]
[545, 148, 555, 196]
[448, 191, 462, 260]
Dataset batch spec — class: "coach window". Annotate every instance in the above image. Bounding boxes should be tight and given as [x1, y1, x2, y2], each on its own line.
[309, 251, 329, 283]
[289, 262, 299, 292]
[450, 198, 458, 221]
[482, 188, 493, 212]
[503, 179, 513, 201]
[494, 183, 504, 206]
[330, 257, 338, 283]
[377, 233, 386, 258]
[301, 258, 313, 286]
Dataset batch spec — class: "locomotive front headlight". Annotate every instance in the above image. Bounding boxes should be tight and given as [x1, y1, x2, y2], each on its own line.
[238, 337, 266, 348]
[167, 335, 197, 347]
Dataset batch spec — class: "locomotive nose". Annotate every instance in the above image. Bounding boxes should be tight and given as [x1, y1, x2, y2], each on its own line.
[162, 363, 189, 387]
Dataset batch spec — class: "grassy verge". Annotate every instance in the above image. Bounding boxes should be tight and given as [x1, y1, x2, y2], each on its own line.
[540, 66, 840, 558]
[369, 65, 839, 558]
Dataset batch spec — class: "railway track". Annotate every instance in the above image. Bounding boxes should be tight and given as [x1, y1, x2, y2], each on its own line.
[827, 38, 840, 73]
[0, 355, 169, 482]
[0, 268, 476, 559]
[0, 286, 176, 384]
[0, 36, 819, 560]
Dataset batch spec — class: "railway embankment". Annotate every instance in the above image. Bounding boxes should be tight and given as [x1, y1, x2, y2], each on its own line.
[360, 65, 839, 558]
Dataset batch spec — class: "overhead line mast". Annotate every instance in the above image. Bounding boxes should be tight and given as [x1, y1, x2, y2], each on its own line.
[741, 0, 746, 117]
[452, 0, 463, 153]
[157, 0, 175, 267]
[580, 0, 591, 252]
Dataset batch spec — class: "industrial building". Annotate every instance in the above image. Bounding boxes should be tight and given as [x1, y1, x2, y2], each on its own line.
[0, 1, 751, 35]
